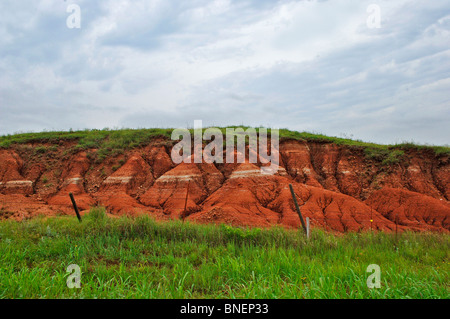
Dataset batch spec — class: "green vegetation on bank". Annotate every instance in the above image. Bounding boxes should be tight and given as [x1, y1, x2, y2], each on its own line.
[0, 127, 448, 162]
[0, 208, 448, 299]
[277, 129, 449, 158]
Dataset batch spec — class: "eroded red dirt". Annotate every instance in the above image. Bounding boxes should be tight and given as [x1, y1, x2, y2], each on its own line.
[0, 139, 448, 233]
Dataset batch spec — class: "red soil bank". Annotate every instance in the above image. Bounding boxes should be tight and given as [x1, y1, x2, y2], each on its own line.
[187, 162, 395, 232]
[0, 139, 448, 233]
[94, 154, 154, 216]
[366, 187, 450, 232]
[0, 150, 33, 195]
[140, 158, 224, 219]
[47, 152, 95, 212]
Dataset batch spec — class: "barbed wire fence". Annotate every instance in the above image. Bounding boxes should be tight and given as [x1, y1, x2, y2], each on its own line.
[1, 179, 447, 235]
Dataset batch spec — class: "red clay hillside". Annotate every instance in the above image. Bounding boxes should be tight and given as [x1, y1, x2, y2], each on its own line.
[0, 129, 448, 233]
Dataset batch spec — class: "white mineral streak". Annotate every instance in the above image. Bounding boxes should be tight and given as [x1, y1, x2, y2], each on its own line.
[5, 180, 33, 187]
[408, 166, 420, 173]
[230, 169, 262, 179]
[104, 176, 133, 184]
[278, 167, 288, 175]
[65, 177, 82, 185]
[158, 173, 202, 182]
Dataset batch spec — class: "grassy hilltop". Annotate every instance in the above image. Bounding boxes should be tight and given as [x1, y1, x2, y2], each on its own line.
[1, 127, 449, 163]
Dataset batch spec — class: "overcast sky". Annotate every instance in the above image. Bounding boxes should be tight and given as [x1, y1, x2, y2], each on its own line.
[0, 0, 449, 145]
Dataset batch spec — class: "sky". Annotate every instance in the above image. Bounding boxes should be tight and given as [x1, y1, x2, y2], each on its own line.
[0, 0, 449, 145]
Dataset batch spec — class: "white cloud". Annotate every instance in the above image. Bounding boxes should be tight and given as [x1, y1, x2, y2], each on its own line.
[0, 0, 449, 145]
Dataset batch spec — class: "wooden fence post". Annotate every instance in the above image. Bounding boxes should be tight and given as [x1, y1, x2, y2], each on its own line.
[306, 217, 310, 239]
[289, 184, 307, 233]
[69, 193, 82, 222]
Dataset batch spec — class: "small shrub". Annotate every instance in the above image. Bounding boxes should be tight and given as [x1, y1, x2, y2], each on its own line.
[34, 146, 47, 155]
[382, 150, 404, 165]
[364, 147, 404, 166]
[0, 140, 11, 148]
[87, 206, 107, 222]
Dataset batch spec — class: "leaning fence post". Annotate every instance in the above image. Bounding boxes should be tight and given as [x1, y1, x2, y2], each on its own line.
[289, 184, 307, 233]
[306, 217, 310, 239]
[69, 193, 82, 222]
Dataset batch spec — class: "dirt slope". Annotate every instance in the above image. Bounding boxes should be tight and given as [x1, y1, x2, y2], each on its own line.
[0, 138, 448, 232]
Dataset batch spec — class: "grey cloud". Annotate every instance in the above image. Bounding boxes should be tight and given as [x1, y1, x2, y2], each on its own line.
[0, 0, 449, 146]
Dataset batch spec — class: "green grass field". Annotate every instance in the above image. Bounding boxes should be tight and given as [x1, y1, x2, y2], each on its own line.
[0, 207, 448, 299]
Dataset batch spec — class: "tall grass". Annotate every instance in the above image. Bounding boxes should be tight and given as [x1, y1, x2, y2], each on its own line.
[0, 208, 448, 299]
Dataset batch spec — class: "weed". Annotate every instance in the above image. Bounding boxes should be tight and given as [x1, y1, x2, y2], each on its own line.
[364, 148, 405, 166]
[34, 146, 47, 155]
[87, 206, 107, 222]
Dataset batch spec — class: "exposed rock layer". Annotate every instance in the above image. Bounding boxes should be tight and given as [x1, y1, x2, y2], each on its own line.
[0, 139, 448, 233]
